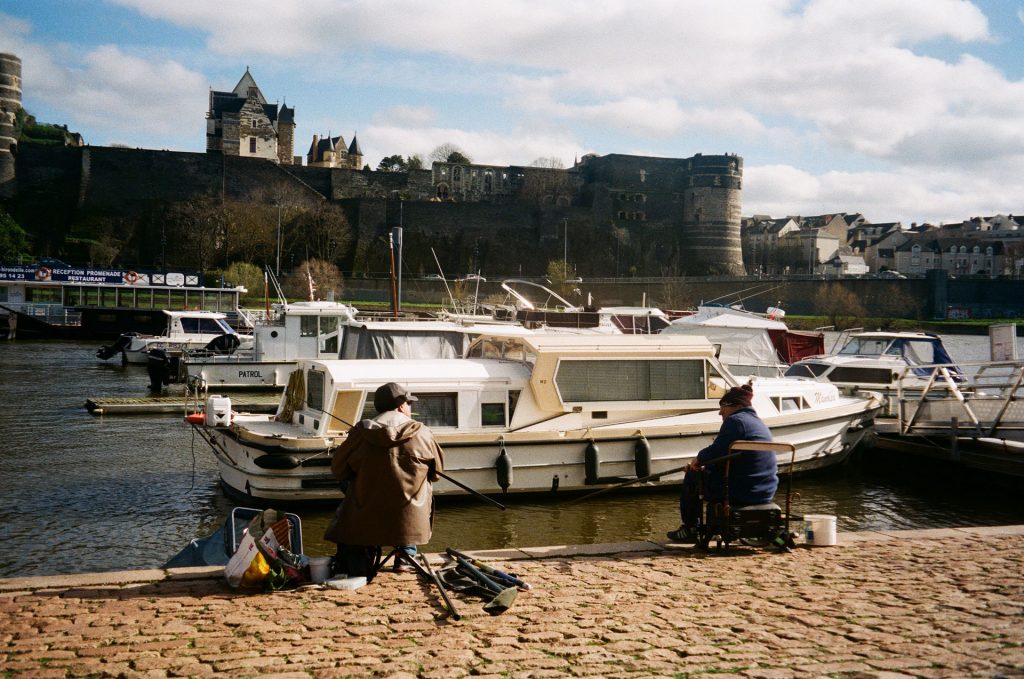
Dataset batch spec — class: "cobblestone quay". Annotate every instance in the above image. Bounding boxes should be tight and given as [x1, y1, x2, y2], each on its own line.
[2, 527, 1022, 678]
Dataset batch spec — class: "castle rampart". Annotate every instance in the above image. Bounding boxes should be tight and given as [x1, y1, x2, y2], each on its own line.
[0, 53, 21, 194]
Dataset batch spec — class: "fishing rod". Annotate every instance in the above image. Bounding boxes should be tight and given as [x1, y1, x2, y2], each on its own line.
[307, 403, 506, 511]
[570, 448, 757, 504]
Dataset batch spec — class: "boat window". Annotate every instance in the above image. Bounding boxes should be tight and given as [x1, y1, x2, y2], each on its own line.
[319, 316, 339, 354]
[481, 403, 506, 427]
[300, 316, 317, 337]
[775, 397, 802, 412]
[838, 338, 888, 356]
[306, 369, 325, 411]
[508, 390, 520, 421]
[828, 367, 893, 384]
[555, 359, 706, 402]
[784, 362, 830, 378]
[412, 393, 458, 428]
[340, 327, 464, 359]
[179, 317, 228, 334]
[902, 340, 936, 365]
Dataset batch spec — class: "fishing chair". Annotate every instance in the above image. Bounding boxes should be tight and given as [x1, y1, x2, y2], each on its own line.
[695, 441, 798, 553]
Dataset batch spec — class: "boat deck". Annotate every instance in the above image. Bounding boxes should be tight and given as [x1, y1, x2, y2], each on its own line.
[84, 394, 280, 415]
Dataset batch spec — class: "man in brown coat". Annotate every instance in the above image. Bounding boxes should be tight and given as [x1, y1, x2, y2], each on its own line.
[324, 382, 444, 573]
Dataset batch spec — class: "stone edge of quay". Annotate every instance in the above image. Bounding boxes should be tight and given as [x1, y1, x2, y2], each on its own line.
[1, 524, 1022, 593]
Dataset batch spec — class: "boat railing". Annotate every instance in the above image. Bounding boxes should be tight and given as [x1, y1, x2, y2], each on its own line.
[0, 302, 82, 327]
[895, 359, 1024, 438]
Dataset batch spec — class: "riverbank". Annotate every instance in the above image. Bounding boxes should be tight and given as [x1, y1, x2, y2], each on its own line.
[2, 526, 1021, 677]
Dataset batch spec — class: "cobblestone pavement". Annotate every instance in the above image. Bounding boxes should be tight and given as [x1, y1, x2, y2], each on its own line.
[1, 527, 1023, 678]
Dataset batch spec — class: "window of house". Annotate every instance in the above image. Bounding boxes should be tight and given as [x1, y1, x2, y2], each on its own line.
[453, 167, 461, 182]
[249, 138, 256, 153]
[251, 120, 257, 129]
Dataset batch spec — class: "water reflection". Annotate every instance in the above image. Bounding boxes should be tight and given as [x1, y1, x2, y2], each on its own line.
[0, 337, 1022, 578]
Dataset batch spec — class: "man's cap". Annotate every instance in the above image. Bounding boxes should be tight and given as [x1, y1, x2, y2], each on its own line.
[719, 382, 754, 408]
[373, 382, 418, 413]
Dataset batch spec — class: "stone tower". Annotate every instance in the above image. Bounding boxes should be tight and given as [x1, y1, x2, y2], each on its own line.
[0, 52, 21, 195]
[680, 154, 745, 275]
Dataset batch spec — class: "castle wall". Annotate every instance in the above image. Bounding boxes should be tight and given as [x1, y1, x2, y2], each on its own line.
[0, 53, 21, 194]
[680, 154, 744, 275]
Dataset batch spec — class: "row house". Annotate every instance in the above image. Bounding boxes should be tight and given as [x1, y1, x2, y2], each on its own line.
[894, 237, 1009, 277]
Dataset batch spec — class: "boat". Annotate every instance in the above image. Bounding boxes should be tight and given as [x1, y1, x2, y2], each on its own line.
[96, 309, 253, 365]
[783, 331, 962, 414]
[0, 263, 246, 340]
[177, 300, 358, 389]
[442, 278, 678, 334]
[187, 332, 882, 504]
[661, 304, 824, 377]
[180, 304, 532, 390]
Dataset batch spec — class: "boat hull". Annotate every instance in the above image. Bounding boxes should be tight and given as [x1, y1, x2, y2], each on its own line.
[194, 402, 878, 505]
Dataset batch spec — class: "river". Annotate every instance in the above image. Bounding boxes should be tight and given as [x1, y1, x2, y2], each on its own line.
[1, 332, 1022, 578]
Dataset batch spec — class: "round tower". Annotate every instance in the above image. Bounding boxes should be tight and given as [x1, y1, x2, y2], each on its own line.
[0, 52, 22, 193]
[680, 153, 744, 276]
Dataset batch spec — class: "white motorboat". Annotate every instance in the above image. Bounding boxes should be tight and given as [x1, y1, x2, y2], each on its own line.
[180, 301, 357, 389]
[783, 331, 962, 413]
[182, 303, 534, 389]
[662, 305, 824, 377]
[189, 332, 882, 504]
[96, 309, 252, 365]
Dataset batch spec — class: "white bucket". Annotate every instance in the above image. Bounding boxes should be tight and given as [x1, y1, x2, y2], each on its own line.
[308, 556, 332, 584]
[804, 514, 837, 546]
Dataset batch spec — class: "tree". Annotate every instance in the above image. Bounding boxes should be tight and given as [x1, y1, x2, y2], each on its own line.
[0, 208, 31, 262]
[165, 194, 222, 273]
[529, 157, 565, 169]
[283, 258, 344, 301]
[406, 154, 424, 170]
[814, 283, 866, 329]
[222, 262, 266, 301]
[291, 202, 353, 266]
[545, 260, 579, 300]
[429, 143, 471, 164]
[376, 155, 407, 172]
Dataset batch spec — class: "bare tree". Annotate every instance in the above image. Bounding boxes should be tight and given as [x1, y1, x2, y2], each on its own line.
[530, 157, 565, 169]
[429, 143, 471, 164]
[814, 283, 867, 329]
[283, 258, 345, 300]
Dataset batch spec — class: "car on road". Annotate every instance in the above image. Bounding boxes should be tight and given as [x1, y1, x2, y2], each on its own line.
[423, 274, 444, 280]
[458, 274, 486, 282]
[878, 270, 907, 279]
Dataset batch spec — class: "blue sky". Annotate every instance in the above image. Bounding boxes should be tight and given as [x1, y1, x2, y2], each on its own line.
[3, 0, 1023, 225]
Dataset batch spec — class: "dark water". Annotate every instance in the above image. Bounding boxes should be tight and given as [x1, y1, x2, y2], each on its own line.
[0, 334, 1022, 578]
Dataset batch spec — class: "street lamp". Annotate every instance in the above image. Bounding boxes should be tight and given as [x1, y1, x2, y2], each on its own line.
[563, 218, 568, 277]
[275, 202, 282, 276]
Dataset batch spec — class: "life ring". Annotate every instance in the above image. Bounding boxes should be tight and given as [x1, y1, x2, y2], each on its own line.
[35, 266, 52, 281]
[124, 271, 139, 284]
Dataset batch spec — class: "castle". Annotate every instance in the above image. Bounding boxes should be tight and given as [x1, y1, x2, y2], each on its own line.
[2, 61, 746, 277]
[206, 69, 296, 165]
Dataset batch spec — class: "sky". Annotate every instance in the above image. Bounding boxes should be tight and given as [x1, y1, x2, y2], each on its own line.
[2, 0, 1023, 226]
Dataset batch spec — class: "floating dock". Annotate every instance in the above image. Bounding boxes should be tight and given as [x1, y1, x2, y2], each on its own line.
[84, 394, 280, 415]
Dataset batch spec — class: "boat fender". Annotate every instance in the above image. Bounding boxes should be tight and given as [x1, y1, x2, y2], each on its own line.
[550, 475, 559, 493]
[254, 454, 301, 470]
[634, 436, 652, 479]
[584, 440, 600, 485]
[184, 412, 205, 425]
[496, 445, 513, 493]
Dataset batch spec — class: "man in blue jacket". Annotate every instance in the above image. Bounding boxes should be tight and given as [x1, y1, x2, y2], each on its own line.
[667, 382, 778, 543]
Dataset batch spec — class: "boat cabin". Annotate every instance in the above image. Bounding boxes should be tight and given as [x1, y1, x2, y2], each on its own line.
[282, 333, 738, 438]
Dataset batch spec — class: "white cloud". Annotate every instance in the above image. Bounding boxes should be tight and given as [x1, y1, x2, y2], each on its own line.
[29, 44, 206, 146]
[745, 163, 1024, 225]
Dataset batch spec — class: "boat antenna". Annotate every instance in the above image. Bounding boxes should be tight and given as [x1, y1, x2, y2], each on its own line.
[431, 248, 458, 310]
